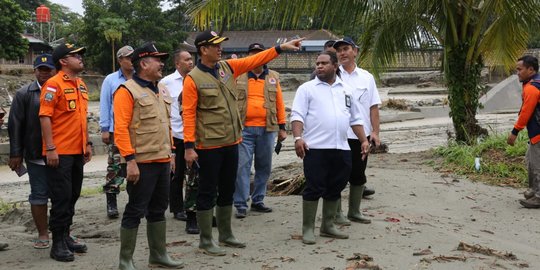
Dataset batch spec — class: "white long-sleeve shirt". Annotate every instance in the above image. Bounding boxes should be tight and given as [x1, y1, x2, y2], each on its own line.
[291, 76, 364, 150]
[161, 70, 184, 139]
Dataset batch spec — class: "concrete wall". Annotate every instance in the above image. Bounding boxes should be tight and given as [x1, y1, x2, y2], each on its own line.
[0, 134, 107, 166]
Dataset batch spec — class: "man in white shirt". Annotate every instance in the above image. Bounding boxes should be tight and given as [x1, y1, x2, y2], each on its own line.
[160, 49, 197, 233]
[291, 51, 370, 245]
[333, 37, 382, 224]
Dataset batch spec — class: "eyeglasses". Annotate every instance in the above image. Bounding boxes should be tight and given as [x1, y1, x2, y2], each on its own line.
[205, 44, 221, 49]
[64, 54, 82, 60]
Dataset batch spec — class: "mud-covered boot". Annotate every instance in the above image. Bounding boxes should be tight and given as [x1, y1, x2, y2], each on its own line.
[302, 200, 318, 245]
[320, 199, 349, 239]
[185, 211, 199, 234]
[216, 206, 245, 248]
[147, 221, 183, 268]
[119, 226, 138, 270]
[50, 228, 74, 262]
[197, 209, 225, 256]
[65, 228, 87, 253]
[107, 193, 119, 219]
[334, 198, 351, 225]
[347, 185, 372, 224]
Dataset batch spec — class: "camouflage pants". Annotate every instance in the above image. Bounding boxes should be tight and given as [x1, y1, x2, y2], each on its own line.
[103, 140, 124, 194]
[184, 165, 199, 211]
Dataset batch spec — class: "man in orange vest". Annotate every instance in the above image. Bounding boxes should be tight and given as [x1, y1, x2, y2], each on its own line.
[114, 42, 183, 269]
[183, 30, 302, 256]
[233, 43, 287, 218]
[508, 55, 540, 208]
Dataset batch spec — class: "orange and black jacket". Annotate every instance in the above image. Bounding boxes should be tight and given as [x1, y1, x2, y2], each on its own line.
[512, 73, 540, 144]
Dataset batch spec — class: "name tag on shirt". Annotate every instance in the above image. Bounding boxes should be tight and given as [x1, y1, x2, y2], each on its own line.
[345, 94, 351, 108]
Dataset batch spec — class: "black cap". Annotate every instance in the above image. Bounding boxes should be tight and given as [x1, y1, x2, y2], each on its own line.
[131, 42, 169, 62]
[247, 43, 265, 53]
[34, 53, 55, 69]
[248, 43, 266, 53]
[52, 43, 86, 63]
[195, 30, 229, 48]
[332, 37, 358, 49]
[323, 40, 336, 49]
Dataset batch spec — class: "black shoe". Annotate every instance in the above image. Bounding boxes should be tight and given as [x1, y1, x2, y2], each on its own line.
[65, 232, 87, 253]
[520, 196, 540, 208]
[235, 209, 247, 219]
[173, 211, 188, 221]
[363, 187, 375, 198]
[185, 211, 200, 234]
[251, 203, 272, 213]
[50, 229, 74, 262]
[106, 193, 119, 219]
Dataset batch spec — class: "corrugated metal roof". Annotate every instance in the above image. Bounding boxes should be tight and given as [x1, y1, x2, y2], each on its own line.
[186, 29, 339, 52]
[21, 34, 47, 44]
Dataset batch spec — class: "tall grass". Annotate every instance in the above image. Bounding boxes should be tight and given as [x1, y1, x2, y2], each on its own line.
[433, 132, 528, 187]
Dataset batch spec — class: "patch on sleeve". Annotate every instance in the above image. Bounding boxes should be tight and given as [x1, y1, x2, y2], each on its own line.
[44, 92, 54, 101]
[268, 78, 277, 85]
[46, 86, 57, 92]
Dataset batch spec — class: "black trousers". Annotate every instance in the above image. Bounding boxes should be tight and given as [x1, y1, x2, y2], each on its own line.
[196, 145, 238, 211]
[46, 154, 84, 232]
[348, 138, 369, 186]
[302, 149, 351, 201]
[169, 138, 186, 213]
[121, 162, 170, 229]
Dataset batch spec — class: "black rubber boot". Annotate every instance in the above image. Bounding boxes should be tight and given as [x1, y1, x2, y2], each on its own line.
[106, 193, 119, 219]
[65, 228, 88, 253]
[50, 228, 74, 262]
[185, 211, 200, 234]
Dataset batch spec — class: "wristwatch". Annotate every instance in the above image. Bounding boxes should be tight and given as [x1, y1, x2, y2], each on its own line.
[294, 136, 303, 142]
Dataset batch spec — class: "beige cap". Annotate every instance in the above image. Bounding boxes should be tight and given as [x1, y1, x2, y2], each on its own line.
[117, 45, 134, 58]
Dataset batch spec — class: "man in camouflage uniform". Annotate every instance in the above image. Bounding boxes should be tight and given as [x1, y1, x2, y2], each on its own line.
[99, 45, 134, 218]
[183, 161, 200, 234]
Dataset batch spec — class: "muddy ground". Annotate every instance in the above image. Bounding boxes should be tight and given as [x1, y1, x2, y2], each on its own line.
[1, 71, 535, 270]
[0, 150, 538, 270]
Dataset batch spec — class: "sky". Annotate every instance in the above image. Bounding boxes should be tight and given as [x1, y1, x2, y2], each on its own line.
[49, 0, 84, 15]
[47, 0, 173, 15]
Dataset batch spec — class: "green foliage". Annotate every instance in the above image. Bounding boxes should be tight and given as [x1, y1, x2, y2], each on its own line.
[81, 0, 188, 74]
[434, 133, 528, 186]
[0, 199, 16, 215]
[0, 0, 29, 60]
[188, 0, 540, 145]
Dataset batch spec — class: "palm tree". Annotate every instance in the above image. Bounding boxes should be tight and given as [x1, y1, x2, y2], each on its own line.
[187, 0, 540, 144]
[98, 17, 126, 72]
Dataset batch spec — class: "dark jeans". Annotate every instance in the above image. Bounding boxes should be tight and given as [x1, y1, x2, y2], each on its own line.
[170, 138, 186, 213]
[348, 138, 369, 186]
[46, 155, 84, 232]
[196, 145, 238, 211]
[302, 149, 351, 201]
[121, 162, 170, 229]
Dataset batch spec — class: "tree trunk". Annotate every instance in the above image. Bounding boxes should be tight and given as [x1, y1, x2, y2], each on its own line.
[446, 43, 488, 144]
[111, 42, 116, 72]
